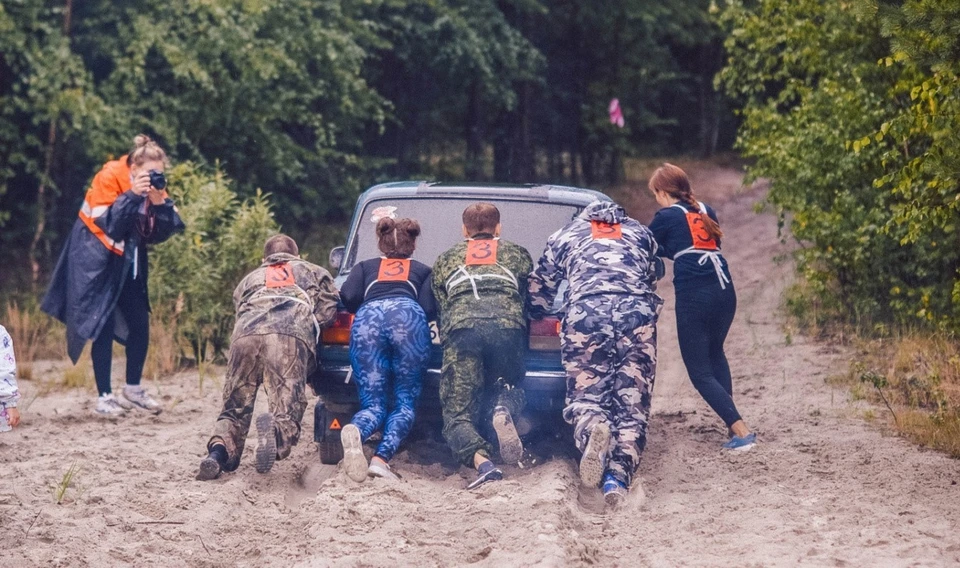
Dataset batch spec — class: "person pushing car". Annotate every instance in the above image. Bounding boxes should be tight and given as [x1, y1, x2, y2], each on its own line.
[528, 200, 662, 508]
[432, 202, 533, 489]
[196, 234, 339, 480]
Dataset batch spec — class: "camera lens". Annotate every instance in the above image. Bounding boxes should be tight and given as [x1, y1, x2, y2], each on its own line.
[149, 170, 167, 190]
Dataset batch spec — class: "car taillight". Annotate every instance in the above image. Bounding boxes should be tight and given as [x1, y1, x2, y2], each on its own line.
[321, 310, 354, 345]
[529, 317, 561, 351]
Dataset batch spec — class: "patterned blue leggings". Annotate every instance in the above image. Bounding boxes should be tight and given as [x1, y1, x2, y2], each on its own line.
[349, 297, 431, 461]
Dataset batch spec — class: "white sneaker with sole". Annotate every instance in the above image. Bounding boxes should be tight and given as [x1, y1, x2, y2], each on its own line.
[579, 422, 611, 488]
[341, 424, 369, 482]
[122, 385, 162, 414]
[95, 394, 127, 417]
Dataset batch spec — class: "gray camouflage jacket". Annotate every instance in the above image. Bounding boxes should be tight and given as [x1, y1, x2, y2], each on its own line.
[528, 201, 662, 317]
[231, 253, 339, 346]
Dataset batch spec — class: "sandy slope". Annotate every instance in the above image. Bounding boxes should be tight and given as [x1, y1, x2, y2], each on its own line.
[3, 164, 959, 567]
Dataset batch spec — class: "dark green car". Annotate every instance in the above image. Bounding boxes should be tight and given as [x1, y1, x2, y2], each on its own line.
[310, 181, 611, 463]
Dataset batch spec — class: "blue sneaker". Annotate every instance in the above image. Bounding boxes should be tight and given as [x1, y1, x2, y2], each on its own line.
[467, 460, 503, 490]
[722, 432, 757, 451]
[601, 472, 628, 508]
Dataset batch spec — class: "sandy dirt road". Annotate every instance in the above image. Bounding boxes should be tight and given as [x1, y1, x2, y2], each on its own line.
[3, 164, 959, 567]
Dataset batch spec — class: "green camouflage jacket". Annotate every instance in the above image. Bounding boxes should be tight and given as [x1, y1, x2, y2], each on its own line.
[432, 236, 533, 337]
[231, 252, 339, 347]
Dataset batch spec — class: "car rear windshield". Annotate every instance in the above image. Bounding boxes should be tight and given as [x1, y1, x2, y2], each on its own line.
[345, 197, 583, 269]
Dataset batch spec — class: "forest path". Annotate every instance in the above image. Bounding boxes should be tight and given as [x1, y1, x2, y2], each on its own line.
[3, 164, 959, 567]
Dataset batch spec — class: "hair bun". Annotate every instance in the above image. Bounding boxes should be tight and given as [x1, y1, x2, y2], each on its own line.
[133, 134, 153, 148]
[376, 217, 396, 236]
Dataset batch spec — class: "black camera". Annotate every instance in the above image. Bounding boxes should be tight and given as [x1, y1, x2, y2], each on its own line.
[148, 170, 167, 190]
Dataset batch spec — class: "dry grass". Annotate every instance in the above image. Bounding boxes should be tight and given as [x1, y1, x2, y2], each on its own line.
[845, 332, 960, 458]
[144, 310, 182, 381]
[3, 302, 67, 381]
[62, 358, 93, 390]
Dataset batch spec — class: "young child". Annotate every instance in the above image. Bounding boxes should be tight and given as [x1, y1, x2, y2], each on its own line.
[0, 325, 22, 432]
[432, 202, 533, 489]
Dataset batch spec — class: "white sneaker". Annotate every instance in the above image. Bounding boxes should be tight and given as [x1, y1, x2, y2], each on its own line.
[95, 394, 127, 417]
[122, 385, 162, 414]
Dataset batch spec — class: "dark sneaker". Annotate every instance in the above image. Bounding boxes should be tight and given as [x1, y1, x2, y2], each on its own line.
[722, 432, 757, 451]
[255, 413, 278, 474]
[466, 461, 503, 490]
[492, 406, 523, 465]
[602, 472, 628, 509]
[197, 444, 227, 481]
[579, 422, 611, 488]
[341, 424, 369, 482]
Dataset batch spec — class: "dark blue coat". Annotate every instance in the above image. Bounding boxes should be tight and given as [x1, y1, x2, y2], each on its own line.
[42, 190, 185, 363]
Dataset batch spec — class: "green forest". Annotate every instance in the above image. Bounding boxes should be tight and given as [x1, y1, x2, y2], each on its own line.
[0, 0, 730, 290]
[2, 0, 959, 342]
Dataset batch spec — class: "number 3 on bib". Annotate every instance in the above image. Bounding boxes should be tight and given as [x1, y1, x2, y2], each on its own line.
[378, 258, 411, 281]
[265, 263, 296, 288]
[591, 221, 622, 239]
[466, 240, 498, 265]
[684, 212, 717, 250]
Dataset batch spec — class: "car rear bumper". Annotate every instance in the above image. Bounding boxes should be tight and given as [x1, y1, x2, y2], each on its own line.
[310, 361, 568, 413]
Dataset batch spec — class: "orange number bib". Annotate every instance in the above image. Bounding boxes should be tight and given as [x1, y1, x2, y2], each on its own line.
[265, 263, 296, 288]
[377, 258, 411, 281]
[685, 212, 718, 250]
[591, 221, 622, 239]
[466, 240, 498, 265]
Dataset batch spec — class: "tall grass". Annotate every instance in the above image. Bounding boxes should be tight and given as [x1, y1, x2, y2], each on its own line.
[847, 333, 960, 458]
[3, 301, 66, 380]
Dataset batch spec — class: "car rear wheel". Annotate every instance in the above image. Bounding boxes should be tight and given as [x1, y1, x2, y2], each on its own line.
[314, 399, 357, 465]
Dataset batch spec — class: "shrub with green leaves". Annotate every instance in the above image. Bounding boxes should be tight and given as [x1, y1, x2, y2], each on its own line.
[718, 0, 960, 333]
[149, 162, 278, 363]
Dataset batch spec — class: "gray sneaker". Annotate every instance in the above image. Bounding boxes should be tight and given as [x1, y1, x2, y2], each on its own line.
[492, 406, 523, 464]
[122, 385, 162, 414]
[95, 394, 127, 417]
[579, 422, 611, 488]
[340, 424, 369, 482]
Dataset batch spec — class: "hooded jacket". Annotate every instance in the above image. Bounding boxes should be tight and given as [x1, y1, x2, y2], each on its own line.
[41, 157, 185, 363]
[231, 252, 340, 347]
[528, 200, 662, 317]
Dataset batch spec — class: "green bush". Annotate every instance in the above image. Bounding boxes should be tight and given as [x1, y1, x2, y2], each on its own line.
[149, 162, 279, 363]
[718, 0, 960, 334]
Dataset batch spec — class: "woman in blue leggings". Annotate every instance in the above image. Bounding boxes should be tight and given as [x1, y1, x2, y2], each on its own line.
[648, 163, 756, 451]
[339, 216, 435, 480]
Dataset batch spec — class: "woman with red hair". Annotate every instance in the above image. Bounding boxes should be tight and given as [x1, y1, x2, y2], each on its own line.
[648, 163, 756, 451]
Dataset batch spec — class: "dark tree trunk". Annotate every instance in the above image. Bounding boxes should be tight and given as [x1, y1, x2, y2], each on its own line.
[30, 0, 73, 290]
[465, 83, 485, 180]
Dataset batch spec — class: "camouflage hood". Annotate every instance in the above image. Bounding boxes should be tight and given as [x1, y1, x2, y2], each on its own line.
[579, 201, 627, 225]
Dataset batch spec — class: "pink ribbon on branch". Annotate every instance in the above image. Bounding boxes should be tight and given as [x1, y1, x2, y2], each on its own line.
[609, 98, 625, 128]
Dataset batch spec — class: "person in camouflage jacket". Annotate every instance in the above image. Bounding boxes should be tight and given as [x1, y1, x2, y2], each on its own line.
[432, 202, 533, 489]
[196, 234, 339, 480]
[528, 200, 662, 508]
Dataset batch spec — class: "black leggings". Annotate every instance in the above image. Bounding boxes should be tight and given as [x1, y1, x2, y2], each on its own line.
[675, 281, 741, 427]
[92, 281, 150, 396]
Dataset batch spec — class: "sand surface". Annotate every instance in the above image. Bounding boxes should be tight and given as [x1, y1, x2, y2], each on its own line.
[3, 164, 959, 567]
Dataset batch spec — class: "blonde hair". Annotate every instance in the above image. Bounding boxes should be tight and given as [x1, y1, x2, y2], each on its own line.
[127, 134, 169, 168]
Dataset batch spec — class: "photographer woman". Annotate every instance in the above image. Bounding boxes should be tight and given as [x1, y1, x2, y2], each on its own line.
[42, 135, 185, 416]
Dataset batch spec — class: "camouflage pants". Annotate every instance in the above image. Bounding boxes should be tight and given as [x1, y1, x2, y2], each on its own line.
[439, 324, 526, 466]
[208, 334, 315, 471]
[561, 294, 660, 487]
